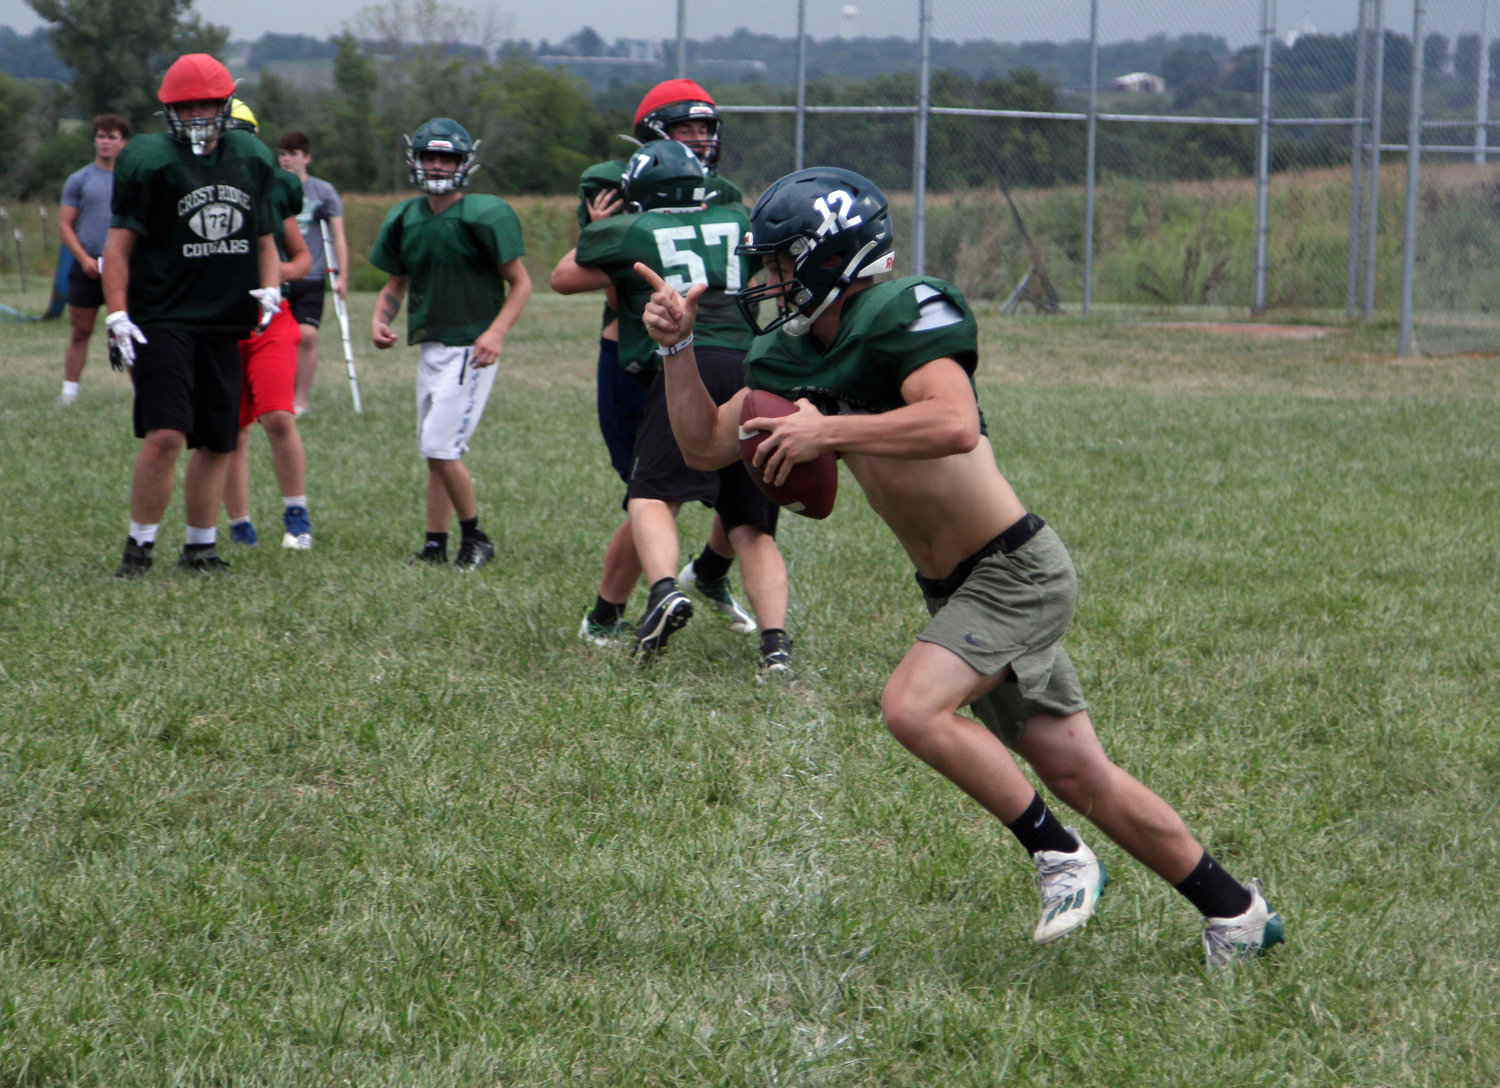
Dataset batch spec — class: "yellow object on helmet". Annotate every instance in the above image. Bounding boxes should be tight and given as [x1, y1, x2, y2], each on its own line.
[228, 98, 258, 134]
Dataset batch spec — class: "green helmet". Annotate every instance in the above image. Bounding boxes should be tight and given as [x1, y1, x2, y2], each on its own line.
[407, 118, 478, 194]
[736, 167, 895, 337]
[621, 139, 709, 213]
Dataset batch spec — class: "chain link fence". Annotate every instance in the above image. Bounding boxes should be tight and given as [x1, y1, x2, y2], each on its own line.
[692, 1, 1497, 354]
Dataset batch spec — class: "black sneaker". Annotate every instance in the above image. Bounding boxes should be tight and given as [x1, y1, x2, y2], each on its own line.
[177, 545, 230, 575]
[409, 544, 449, 565]
[633, 586, 693, 659]
[113, 538, 154, 580]
[177, 543, 229, 576]
[454, 534, 495, 571]
[757, 630, 793, 682]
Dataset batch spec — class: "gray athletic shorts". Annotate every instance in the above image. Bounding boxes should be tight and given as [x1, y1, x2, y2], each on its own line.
[916, 519, 1087, 746]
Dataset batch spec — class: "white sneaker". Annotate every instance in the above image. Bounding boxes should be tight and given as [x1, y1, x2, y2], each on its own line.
[57, 392, 78, 406]
[679, 560, 756, 633]
[1202, 878, 1285, 968]
[1032, 828, 1107, 944]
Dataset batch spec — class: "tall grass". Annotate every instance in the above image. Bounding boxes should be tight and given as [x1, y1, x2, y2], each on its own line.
[7, 162, 1497, 318]
[1, 284, 1498, 1085]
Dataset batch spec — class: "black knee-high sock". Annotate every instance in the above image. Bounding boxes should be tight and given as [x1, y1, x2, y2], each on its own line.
[694, 543, 732, 582]
[1173, 851, 1253, 918]
[1004, 791, 1080, 856]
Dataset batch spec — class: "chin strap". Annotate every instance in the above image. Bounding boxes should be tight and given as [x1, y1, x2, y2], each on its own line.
[782, 239, 882, 338]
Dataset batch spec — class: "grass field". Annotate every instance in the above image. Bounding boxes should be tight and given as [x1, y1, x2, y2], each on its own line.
[2, 284, 1499, 1086]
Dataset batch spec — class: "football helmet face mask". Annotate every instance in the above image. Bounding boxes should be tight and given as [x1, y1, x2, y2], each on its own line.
[406, 118, 479, 195]
[158, 54, 236, 156]
[736, 167, 896, 337]
[621, 140, 710, 213]
[634, 79, 721, 169]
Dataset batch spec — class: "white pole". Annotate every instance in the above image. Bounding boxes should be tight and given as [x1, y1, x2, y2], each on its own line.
[912, 0, 931, 276]
[1083, 0, 1098, 315]
[796, 0, 807, 172]
[1346, 0, 1370, 316]
[1252, 0, 1276, 315]
[1363, 0, 1386, 320]
[1398, 0, 1426, 358]
[1477, 0, 1491, 164]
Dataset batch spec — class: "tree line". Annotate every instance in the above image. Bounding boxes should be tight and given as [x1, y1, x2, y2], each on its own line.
[0, 0, 1482, 201]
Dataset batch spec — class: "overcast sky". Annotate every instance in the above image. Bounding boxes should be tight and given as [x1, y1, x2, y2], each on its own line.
[2, 2, 1475, 54]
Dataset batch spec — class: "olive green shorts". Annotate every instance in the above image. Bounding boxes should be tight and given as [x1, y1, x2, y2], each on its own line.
[915, 524, 1088, 746]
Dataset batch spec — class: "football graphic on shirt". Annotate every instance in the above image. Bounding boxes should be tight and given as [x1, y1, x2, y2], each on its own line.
[188, 203, 244, 241]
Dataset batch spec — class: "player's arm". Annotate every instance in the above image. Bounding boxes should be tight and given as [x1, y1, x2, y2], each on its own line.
[58, 204, 96, 276]
[634, 261, 742, 471]
[280, 216, 312, 283]
[472, 257, 532, 368]
[329, 215, 350, 299]
[372, 274, 407, 349]
[752, 359, 981, 485]
[101, 226, 135, 313]
[257, 233, 280, 291]
[549, 248, 611, 295]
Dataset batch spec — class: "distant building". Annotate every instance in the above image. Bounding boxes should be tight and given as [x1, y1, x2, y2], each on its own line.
[1109, 72, 1167, 94]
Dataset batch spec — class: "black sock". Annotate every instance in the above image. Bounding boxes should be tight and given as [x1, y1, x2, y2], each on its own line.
[759, 627, 790, 655]
[1004, 792, 1080, 856]
[590, 595, 626, 626]
[1174, 851, 1253, 918]
[424, 532, 448, 552]
[647, 576, 677, 605]
[694, 544, 732, 583]
[459, 517, 485, 541]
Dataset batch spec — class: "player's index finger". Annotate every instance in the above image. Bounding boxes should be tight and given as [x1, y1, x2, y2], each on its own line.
[633, 262, 668, 291]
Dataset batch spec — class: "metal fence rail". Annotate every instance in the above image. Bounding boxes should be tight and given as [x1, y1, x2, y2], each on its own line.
[696, 1, 1500, 355]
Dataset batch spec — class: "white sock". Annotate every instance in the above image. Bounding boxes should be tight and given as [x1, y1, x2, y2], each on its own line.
[128, 521, 158, 547]
[283, 495, 307, 509]
[62, 381, 80, 397]
[185, 525, 217, 547]
[229, 517, 252, 528]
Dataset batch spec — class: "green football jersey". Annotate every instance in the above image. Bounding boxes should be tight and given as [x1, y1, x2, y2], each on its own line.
[576, 159, 745, 332]
[368, 193, 526, 347]
[576, 203, 758, 378]
[110, 129, 279, 337]
[744, 276, 985, 430]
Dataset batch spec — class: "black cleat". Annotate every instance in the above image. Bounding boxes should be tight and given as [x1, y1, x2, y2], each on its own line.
[177, 545, 230, 574]
[113, 538, 154, 580]
[410, 544, 449, 565]
[633, 587, 693, 659]
[454, 534, 495, 571]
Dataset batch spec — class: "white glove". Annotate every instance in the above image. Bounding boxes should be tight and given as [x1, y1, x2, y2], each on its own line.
[249, 287, 282, 333]
[105, 310, 147, 370]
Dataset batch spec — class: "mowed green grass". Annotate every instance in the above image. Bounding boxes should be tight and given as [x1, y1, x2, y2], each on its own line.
[1, 284, 1498, 1087]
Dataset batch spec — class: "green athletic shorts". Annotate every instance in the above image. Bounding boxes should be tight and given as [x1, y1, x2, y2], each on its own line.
[915, 523, 1087, 746]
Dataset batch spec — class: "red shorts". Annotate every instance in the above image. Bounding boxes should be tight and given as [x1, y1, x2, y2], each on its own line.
[238, 300, 301, 427]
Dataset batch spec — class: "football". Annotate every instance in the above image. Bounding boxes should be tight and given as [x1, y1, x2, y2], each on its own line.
[737, 389, 837, 520]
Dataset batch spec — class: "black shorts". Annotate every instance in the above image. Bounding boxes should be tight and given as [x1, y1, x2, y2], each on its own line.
[286, 278, 326, 328]
[131, 329, 243, 452]
[627, 345, 780, 536]
[66, 262, 105, 309]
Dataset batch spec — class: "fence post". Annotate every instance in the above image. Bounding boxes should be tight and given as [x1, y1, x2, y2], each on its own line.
[1346, 0, 1370, 317]
[795, 0, 807, 172]
[1083, 0, 1099, 316]
[1363, 0, 1386, 320]
[1398, 0, 1426, 358]
[675, 0, 686, 78]
[1252, 0, 1276, 316]
[912, 0, 931, 276]
[1476, 0, 1491, 164]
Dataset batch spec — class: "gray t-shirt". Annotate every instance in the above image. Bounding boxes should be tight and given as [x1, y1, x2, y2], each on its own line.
[61, 162, 115, 257]
[293, 174, 344, 280]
